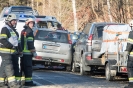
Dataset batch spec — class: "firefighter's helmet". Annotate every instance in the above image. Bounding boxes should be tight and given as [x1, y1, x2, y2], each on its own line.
[25, 18, 35, 24]
[5, 14, 17, 22]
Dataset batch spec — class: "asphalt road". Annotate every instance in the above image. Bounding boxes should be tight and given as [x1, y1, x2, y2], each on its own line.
[28, 65, 128, 88]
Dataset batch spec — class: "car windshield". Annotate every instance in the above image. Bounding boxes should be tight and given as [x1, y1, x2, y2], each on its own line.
[11, 7, 32, 11]
[35, 30, 68, 43]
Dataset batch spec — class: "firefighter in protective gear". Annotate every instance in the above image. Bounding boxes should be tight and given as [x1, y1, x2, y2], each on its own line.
[0, 14, 22, 88]
[11, 25, 23, 84]
[124, 19, 133, 88]
[20, 18, 37, 86]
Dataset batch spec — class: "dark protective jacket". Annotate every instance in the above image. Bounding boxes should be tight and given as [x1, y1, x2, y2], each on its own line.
[21, 25, 35, 55]
[126, 31, 133, 56]
[0, 24, 22, 54]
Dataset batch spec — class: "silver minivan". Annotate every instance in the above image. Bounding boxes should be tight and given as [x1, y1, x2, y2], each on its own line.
[33, 29, 72, 71]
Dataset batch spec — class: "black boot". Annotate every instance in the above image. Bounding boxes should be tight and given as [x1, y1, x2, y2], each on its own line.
[25, 81, 36, 86]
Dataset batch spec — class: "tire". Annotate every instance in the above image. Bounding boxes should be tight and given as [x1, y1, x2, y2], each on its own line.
[80, 55, 87, 75]
[65, 65, 72, 72]
[105, 63, 114, 81]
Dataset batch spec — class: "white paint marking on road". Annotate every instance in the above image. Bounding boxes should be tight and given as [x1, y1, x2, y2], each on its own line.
[34, 75, 56, 85]
[33, 80, 43, 86]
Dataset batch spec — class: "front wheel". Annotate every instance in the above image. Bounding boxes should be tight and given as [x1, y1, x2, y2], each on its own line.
[105, 63, 114, 81]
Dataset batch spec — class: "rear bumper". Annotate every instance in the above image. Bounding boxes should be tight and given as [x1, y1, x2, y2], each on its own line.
[32, 52, 72, 65]
[85, 58, 103, 66]
[84, 52, 103, 66]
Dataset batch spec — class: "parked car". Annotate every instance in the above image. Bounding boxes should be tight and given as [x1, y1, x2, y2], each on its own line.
[72, 22, 125, 75]
[0, 6, 38, 18]
[33, 29, 72, 71]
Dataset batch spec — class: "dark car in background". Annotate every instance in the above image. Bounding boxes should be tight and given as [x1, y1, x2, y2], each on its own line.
[72, 22, 125, 75]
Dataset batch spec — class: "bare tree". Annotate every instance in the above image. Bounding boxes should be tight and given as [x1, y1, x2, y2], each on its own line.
[91, 0, 98, 21]
[107, 0, 113, 22]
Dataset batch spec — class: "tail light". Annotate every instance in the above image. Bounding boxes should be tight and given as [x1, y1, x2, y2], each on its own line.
[120, 67, 127, 72]
[87, 34, 93, 46]
[35, 56, 42, 60]
[86, 56, 92, 60]
[60, 59, 64, 62]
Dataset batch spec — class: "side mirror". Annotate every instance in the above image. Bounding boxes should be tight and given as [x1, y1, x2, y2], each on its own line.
[72, 34, 78, 40]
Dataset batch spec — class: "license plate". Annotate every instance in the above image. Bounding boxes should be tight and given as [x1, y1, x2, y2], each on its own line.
[43, 45, 59, 51]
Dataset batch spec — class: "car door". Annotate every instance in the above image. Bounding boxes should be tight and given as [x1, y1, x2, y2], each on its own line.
[92, 25, 104, 52]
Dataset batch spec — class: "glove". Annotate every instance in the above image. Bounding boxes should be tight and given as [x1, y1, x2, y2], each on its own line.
[19, 52, 23, 57]
[32, 52, 37, 57]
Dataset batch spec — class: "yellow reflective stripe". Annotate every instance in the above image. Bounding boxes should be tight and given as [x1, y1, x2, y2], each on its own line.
[10, 32, 16, 35]
[8, 76, 15, 80]
[23, 50, 32, 55]
[130, 52, 133, 55]
[23, 50, 31, 52]
[18, 38, 21, 41]
[21, 76, 25, 81]
[27, 37, 33, 42]
[15, 77, 21, 80]
[0, 34, 7, 37]
[25, 77, 32, 81]
[128, 38, 133, 42]
[27, 37, 33, 40]
[0, 78, 4, 81]
[129, 78, 133, 80]
[0, 48, 15, 53]
[18, 38, 21, 43]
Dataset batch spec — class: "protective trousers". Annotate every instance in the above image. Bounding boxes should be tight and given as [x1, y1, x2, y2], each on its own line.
[12, 54, 21, 82]
[127, 56, 133, 86]
[21, 55, 33, 84]
[0, 54, 19, 88]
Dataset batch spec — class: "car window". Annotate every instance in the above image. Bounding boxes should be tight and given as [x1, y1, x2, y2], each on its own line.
[93, 26, 104, 40]
[47, 21, 54, 28]
[37, 21, 48, 28]
[97, 26, 104, 38]
[35, 30, 69, 43]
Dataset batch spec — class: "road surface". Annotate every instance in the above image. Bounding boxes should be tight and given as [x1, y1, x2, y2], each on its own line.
[29, 66, 128, 88]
